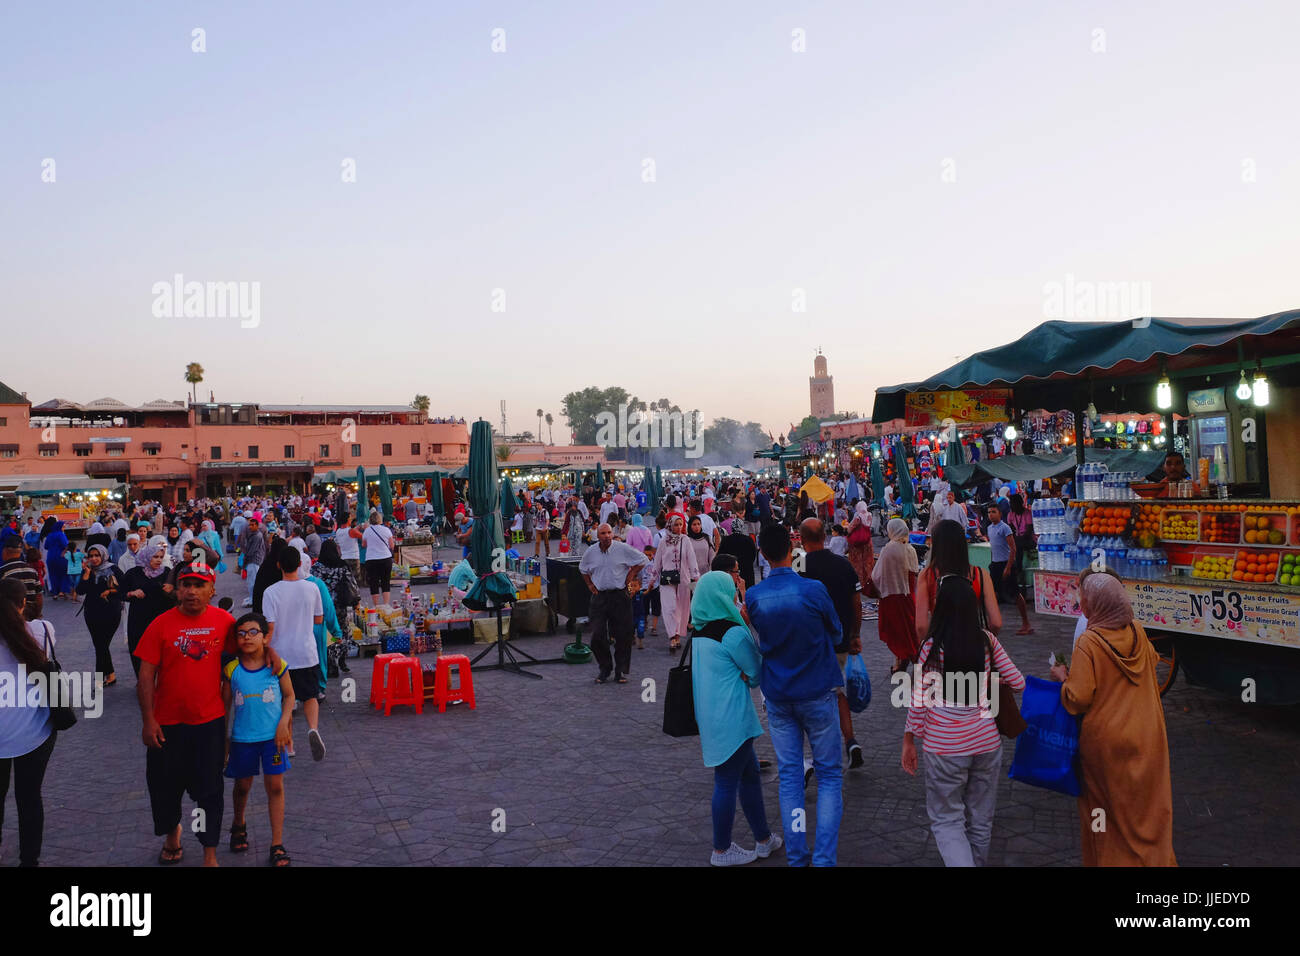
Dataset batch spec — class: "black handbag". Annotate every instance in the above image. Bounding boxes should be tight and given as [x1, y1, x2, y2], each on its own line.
[39, 624, 77, 732]
[662, 636, 698, 737]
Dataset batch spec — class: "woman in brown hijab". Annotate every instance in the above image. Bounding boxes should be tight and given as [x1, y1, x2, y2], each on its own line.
[1050, 571, 1176, 866]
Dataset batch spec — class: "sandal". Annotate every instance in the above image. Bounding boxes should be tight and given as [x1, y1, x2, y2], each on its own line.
[1015, 626, 1035, 635]
[158, 844, 183, 865]
[269, 844, 291, 867]
[230, 823, 249, 853]
[669, 639, 681, 652]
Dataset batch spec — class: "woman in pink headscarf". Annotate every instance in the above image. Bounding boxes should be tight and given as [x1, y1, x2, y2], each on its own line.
[1050, 570, 1176, 867]
[846, 500, 876, 594]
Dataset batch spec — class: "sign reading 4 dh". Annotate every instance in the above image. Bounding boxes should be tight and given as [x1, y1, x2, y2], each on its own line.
[905, 389, 1011, 428]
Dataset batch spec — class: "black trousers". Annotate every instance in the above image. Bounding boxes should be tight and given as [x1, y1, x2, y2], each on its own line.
[589, 589, 634, 676]
[88, 617, 119, 677]
[0, 731, 57, 866]
[145, 717, 225, 848]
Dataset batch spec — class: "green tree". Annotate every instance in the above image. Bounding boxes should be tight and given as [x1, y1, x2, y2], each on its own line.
[184, 362, 204, 404]
[561, 386, 631, 445]
[536, 408, 544, 441]
[411, 394, 430, 414]
[544, 412, 554, 444]
[495, 444, 512, 463]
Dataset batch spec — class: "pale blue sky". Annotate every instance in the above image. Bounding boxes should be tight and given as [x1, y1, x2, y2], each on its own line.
[4, 1, 1297, 439]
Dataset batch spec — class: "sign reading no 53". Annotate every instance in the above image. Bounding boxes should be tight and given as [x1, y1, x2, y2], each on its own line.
[1189, 589, 1245, 624]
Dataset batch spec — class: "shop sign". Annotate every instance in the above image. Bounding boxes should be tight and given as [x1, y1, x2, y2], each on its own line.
[1034, 571, 1300, 648]
[1187, 388, 1226, 414]
[905, 389, 1010, 427]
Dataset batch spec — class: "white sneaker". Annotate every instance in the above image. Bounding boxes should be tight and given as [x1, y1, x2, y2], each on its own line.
[242, 599, 253, 607]
[710, 842, 758, 867]
[308, 728, 326, 761]
[755, 833, 783, 859]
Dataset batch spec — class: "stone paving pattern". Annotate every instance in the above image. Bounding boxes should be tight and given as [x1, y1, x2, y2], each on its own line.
[6, 540, 1299, 867]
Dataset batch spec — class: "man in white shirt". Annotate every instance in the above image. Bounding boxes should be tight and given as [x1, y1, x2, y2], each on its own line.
[579, 523, 648, 684]
[598, 491, 618, 526]
[262, 546, 326, 760]
[928, 490, 968, 531]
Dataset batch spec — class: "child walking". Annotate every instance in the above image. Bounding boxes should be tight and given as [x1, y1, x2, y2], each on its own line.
[223, 612, 295, 866]
[633, 545, 659, 648]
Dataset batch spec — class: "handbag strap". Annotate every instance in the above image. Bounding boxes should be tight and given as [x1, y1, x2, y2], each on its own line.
[676, 634, 693, 669]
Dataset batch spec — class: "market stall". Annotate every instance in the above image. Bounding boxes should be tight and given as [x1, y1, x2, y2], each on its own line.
[873, 309, 1300, 702]
[3, 477, 126, 533]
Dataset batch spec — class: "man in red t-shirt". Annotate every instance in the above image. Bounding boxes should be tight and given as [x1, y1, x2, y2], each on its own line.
[135, 560, 236, 866]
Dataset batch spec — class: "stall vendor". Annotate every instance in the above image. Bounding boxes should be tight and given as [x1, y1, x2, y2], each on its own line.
[1152, 451, 1191, 484]
[448, 558, 476, 600]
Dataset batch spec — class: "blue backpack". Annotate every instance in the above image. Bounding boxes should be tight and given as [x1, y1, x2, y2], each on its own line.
[844, 653, 872, 713]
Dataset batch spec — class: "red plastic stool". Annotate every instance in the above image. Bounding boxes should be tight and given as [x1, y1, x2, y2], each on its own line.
[381, 657, 424, 716]
[433, 654, 476, 713]
[370, 653, 404, 708]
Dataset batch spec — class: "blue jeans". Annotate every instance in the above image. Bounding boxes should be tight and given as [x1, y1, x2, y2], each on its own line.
[245, 563, 260, 604]
[632, 593, 646, 638]
[767, 690, 843, 866]
[712, 738, 771, 851]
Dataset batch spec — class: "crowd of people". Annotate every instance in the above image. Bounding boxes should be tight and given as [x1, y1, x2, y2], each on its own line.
[0, 467, 1176, 869]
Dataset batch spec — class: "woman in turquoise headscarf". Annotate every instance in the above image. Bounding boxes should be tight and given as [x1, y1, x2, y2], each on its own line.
[689, 571, 782, 867]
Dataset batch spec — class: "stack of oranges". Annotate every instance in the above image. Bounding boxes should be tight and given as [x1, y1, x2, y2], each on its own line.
[1080, 505, 1132, 536]
[1233, 550, 1280, 584]
[1132, 504, 1163, 544]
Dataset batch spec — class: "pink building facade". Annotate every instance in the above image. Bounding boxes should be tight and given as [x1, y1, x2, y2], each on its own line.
[0, 382, 469, 502]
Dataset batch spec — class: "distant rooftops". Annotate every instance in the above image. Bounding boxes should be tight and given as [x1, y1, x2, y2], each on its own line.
[31, 397, 186, 414]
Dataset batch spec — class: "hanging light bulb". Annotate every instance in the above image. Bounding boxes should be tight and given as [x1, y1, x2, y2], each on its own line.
[1253, 366, 1270, 407]
[1086, 402, 1098, 423]
[1004, 424, 1017, 441]
[1236, 370, 1253, 401]
[1155, 375, 1172, 410]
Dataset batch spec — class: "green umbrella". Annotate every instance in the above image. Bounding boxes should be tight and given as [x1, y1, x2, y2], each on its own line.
[355, 466, 369, 524]
[428, 471, 445, 537]
[892, 440, 916, 521]
[778, 457, 788, 484]
[870, 456, 886, 505]
[463, 421, 516, 610]
[378, 464, 393, 522]
[595, 464, 605, 494]
[944, 430, 967, 501]
[500, 476, 517, 528]
[646, 465, 660, 516]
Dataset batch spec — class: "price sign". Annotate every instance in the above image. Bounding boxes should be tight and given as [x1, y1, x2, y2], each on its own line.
[1033, 571, 1300, 648]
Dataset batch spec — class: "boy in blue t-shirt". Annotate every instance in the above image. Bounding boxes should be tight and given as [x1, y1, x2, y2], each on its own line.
[223, 612, 295, 866]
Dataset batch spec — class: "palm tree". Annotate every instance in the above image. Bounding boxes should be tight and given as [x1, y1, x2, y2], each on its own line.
[545, 412, 554, 444]
[495, 444, 512, 463]
[536, 408, 543, 442]
[184, 363, 204, 405]
[411, 394, 430, 415]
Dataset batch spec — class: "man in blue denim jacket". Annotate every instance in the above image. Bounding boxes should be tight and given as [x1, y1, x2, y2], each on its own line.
[744, 524, 844, 866]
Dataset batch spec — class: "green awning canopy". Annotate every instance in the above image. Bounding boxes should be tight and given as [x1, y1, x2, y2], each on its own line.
[873, 310, 1300, 422]
[944, 448, 1168, 488]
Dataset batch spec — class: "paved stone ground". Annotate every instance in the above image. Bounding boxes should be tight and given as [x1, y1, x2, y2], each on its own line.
[5, 538, 1299, 867]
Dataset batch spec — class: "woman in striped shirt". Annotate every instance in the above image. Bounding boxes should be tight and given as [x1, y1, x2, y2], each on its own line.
[901, 574, 1024, 866]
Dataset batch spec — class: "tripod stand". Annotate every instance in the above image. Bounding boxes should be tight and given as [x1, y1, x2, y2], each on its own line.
[469, 602, 566, 679]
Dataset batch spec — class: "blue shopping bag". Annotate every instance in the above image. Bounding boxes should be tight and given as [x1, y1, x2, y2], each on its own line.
[844, 653, 871, 713]
[1007, 676, 1081, 796]
[216, 560, 228, 574]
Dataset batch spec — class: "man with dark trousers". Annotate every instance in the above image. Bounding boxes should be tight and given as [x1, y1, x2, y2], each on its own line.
[579, 523, 648, 684]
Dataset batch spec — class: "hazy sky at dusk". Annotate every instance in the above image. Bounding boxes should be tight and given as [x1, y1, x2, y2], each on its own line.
[4, 1, 1298, 439]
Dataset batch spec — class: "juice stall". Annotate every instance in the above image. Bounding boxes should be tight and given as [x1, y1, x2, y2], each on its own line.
[873, 309, 1300, 703]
